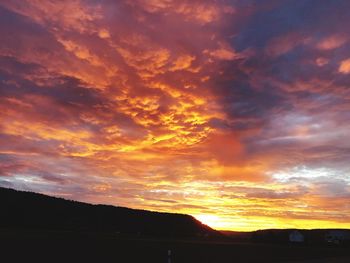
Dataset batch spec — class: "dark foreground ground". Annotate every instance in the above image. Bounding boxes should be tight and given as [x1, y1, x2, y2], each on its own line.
[1, 229, 350, 263]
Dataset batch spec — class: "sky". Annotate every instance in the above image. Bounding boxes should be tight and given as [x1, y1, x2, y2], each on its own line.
[1, 0, 350, 231]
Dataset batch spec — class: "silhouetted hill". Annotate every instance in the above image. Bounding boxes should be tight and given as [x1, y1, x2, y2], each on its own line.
[2, 187, 350, 262]
[0, 187, 219, 238]
[223, 229, 350, 245]
[253, 229, 350, 244]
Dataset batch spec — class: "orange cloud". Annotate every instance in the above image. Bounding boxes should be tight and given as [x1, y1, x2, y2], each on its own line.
[317, 35, 347, 50]
[339, 58, 350, 74]
[1, 0, 350, 232]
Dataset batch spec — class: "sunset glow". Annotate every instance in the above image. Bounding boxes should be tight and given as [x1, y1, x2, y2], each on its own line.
[1, 0, 350, 231]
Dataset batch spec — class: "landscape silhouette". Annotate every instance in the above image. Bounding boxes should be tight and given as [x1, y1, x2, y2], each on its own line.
[2, 187, 350, 262]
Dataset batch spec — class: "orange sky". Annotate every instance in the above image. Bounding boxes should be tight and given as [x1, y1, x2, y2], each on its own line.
[1, 0, 350, 231]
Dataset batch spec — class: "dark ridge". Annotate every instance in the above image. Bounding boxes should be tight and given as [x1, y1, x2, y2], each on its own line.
[0, 187, 220, 238]
[251, 229, 350, 244]
[222, 229, 350, 245]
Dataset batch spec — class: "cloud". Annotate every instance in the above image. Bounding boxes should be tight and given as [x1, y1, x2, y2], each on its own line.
[339, 58, 350, 74]
[317, 35, 348, 50]
[1, 0, 350, 230]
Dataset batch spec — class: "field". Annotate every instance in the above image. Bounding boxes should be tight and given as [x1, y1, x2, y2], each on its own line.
[2, 229, 350, 263]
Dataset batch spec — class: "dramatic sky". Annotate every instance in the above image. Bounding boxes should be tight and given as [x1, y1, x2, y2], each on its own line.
[1, 0, 350, 231]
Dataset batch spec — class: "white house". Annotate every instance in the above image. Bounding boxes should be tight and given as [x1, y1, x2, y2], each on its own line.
[289, 230, 304, 243]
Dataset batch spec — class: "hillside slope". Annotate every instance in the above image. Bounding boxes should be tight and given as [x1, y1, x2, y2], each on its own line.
[0, 187, 218, 238]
